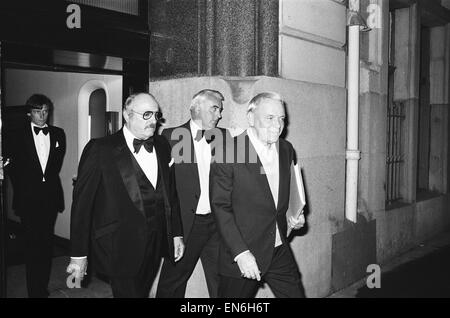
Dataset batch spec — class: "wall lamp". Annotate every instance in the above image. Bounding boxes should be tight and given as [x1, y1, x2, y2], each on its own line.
[347, 9, 371, 32]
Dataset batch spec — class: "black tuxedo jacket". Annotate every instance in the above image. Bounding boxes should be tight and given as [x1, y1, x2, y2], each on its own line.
[70, 130, 183, 278]
[162, 121, 229, 241]
[210, 131, 295, 278]
[6, 123, 66, 216]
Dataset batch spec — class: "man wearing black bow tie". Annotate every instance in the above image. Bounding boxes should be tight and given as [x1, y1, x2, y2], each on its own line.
[5, 94, 66, 297]
[156, 89, 228, 298]
[67, 92, 184, 298]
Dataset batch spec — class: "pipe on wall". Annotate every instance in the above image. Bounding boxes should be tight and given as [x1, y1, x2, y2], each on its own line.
[345, 0, 369, 223]
[345, 24, 361, 223]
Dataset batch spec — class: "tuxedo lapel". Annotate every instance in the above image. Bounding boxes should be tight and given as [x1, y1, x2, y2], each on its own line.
[154, 137, 168, 196]
[180, 121, 200, 194]
[44, 126, 56, 176]
[153, 137, 173, 227]
[188, 123, 201, 194]
[25, 125, 43, 175]
[113, 131, 145, 214]
[276, 141, 290, 212]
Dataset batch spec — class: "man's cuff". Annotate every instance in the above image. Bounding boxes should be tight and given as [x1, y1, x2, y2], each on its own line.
[234, 250, 250, 263]
[71, 256, 87, 260]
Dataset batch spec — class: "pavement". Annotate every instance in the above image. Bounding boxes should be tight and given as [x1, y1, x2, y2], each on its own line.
[5, 230, 450, 298]
[6, 256, 113, 298]
[329, 230, 450, 298]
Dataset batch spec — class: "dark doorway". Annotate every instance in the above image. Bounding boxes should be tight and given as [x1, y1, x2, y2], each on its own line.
[89, 88, 107, 139]
[0, 0, 150, 298]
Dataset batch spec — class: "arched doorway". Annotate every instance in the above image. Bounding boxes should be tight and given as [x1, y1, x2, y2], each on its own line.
[89, 88, 107, 139]
[77, 80, 115, 160]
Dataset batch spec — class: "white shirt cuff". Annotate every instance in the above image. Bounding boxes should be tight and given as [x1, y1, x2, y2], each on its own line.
[234, 250, 250, 263]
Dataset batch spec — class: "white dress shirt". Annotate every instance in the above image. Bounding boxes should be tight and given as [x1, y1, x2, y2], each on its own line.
[247, 128, 282, 248]
[123, 125, 158, 188]
[31, 122, 50, 181]
[190, 120, 212, 215]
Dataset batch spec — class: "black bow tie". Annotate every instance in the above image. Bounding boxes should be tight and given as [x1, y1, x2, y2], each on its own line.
[194, 129, 214, 144]
[34, 126, 49, 135]
[133, 137, 154, 153]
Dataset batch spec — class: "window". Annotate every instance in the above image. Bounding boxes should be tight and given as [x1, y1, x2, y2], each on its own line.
[386, 100, 406, 205]
[386, 12, 406, 206]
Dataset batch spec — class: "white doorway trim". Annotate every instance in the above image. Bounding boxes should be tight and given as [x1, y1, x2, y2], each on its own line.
[77, 80, 110, 160]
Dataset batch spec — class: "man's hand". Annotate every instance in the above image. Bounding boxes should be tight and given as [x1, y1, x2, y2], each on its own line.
[287, 212, 306, 230]
[236, 251, 261, 281]
[66, 258, 88, 280]
[173, 237, 185, 262]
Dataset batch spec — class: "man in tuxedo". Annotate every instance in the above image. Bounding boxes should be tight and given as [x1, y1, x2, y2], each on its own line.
[210, 92, 306, 298]
[66, 93, 184, 298]
[157, 89, 227, 298]
[6, 94, 66, 298]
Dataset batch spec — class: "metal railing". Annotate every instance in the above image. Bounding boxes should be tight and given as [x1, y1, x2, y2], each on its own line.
[386, 101, 405, 205]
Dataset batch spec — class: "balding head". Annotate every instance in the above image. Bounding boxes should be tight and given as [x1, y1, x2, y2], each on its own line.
[123, 93, 158, 112]
[123, 92, 161, 140]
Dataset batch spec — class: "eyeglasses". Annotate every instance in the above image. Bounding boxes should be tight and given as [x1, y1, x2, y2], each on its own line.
[130, 110, 163, 120]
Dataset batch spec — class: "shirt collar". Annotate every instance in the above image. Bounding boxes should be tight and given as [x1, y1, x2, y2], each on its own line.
[123, 125, 139, 153]
[190, 119, 207, 142]
[247, 127, 276, 153]
[190, 119, 203, 135]
[31, 122, 48, 135]
[31, 122, 48, 129]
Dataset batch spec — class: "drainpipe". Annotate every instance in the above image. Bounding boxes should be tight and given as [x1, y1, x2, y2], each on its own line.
[345, 0, 370, 223]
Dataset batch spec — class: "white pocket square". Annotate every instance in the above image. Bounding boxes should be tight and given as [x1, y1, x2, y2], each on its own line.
[169, 158, 175, 167]
[56, 141, 59, 148]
